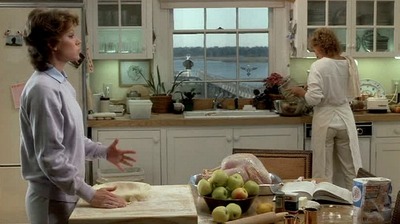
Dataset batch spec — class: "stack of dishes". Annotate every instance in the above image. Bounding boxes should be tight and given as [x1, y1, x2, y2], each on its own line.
[308, 8, 325, 25]
[362, 30, 389, 52]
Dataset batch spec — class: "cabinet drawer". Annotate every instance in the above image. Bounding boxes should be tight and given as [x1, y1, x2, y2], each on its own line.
[374, 123, 400, 137]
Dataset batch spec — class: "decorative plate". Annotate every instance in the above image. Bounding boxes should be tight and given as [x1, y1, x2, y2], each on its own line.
[360, 79, 385, 97]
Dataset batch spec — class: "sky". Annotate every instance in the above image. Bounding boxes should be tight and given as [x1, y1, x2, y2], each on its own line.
[173, 8, 269, 48]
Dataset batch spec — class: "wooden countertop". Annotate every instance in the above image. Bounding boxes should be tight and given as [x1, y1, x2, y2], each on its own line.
[69, 185, 197, 224]
[191, 189, 353, 224]
[69, 183, 353, 224]
[87, 111, 400, 128]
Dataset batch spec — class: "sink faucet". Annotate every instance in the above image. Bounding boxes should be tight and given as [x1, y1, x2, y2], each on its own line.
[213, 92, 225, 110]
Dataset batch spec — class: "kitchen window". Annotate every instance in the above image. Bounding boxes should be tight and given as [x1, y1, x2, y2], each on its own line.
[172, 8, 270, 99]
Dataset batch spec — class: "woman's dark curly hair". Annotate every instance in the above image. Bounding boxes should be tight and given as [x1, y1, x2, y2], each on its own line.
[309, 27, 342, 57]
[24, 9, 79, 71]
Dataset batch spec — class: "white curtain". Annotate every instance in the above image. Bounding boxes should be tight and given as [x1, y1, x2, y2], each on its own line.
[159, 0, 293, 8]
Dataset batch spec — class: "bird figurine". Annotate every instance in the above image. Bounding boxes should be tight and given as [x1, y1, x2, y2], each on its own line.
[240, 65, 258, 77]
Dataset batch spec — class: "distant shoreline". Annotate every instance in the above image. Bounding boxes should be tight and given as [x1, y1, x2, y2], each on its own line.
[176, 56, 268, 63]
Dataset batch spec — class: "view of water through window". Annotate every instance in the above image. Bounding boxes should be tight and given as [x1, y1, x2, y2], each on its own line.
[173, 8, 269, 99]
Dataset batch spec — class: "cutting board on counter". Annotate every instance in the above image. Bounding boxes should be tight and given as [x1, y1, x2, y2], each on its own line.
[69, 185, 198, 224]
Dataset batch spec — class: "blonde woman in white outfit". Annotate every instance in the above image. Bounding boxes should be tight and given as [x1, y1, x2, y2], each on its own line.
[289, 27, 362, 190]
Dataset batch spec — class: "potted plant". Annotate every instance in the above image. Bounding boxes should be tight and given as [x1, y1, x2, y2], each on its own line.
[138, 65, 184, 113]
[182, 88, 196, 111]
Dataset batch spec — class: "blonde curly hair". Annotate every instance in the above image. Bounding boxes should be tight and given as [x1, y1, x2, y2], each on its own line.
[309, 27, 342, 57]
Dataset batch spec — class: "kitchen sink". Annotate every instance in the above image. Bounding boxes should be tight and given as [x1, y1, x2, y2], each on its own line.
[183, 109, 279, 118]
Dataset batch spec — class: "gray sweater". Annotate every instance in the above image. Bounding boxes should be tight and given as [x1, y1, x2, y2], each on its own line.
[19, 67, 108, 203]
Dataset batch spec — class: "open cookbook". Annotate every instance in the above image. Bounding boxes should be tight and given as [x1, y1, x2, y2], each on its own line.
[281, 181, 353, 204]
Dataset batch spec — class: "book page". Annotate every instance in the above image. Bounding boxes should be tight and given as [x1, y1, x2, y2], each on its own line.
[313, 182, 352, 204]
[281, 181, 316, 200]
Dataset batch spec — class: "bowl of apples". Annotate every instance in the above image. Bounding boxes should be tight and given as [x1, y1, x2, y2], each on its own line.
[195, 169, 260, 222]
[202, 194, 256, 213]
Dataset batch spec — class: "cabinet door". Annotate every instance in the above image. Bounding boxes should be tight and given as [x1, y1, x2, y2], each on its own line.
[94, 129, 161, 185]
[351, 0, 398, 57]
[166, 128, 233, 184]
[294, 0, 399, 57]
[87, 0, 153, 59]
[294, 0, 350, 58]
[233, 125, 303, 150]
[373, 138, 400, 201]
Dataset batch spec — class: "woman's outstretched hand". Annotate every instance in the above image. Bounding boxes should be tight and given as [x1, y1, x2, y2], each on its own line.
[106, 139, 136, 171]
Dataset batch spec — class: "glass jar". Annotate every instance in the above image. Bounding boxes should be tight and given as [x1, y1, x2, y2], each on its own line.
[275, 191, 286, 213]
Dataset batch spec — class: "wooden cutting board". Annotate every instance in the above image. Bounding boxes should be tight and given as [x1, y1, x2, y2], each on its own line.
[69, 185, 198, 224]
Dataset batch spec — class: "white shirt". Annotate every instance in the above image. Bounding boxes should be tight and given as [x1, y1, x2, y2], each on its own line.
[305, 57, 352, 107]
[305, 57, 350, 129]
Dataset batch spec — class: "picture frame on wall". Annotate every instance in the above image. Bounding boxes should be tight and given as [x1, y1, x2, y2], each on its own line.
[119, 60, 150, 87]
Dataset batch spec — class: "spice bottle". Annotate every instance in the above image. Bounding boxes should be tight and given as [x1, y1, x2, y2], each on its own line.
[275, 190, 286, 213]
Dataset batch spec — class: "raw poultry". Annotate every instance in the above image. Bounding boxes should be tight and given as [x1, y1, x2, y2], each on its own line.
[202, 153, 272, 184]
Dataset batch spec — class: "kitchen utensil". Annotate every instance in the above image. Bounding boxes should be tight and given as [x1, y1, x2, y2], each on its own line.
[278, 78, 302, 102]
[226, 211, 288, 224]
[274, 99, 305, 117]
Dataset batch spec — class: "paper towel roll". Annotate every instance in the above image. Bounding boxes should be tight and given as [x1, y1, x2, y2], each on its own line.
[92, 93, 102, 113]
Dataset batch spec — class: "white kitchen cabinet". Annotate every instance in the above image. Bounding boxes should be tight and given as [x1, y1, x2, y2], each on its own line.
[166, 128, 233, 185]
[166, 125, 303, 184]
[91, 128, 162, 185]
[233, 125, 303, 150]
[371, 121, 400, 201]
[293, 0, 399, 58]
[86, 0, 153, 59]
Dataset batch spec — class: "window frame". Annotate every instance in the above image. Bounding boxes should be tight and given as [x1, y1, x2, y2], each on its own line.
[152, 1, 291, 98]
[173, 8, 271, 98]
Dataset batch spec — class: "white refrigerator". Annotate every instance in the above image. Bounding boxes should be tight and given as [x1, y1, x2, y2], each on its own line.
[0, 3, 86, 223]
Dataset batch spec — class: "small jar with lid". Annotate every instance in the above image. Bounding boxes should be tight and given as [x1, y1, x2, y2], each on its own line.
[274, 190, 286, 213]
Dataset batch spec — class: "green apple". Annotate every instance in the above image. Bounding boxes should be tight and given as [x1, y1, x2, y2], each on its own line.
[226, 173, 244, 192]
[212, 206, 230, 223]
[231, 187, 248, 199]
[209, 169, 228, 187]
[226, 203, 242, 220]
[244, 180, 260, 196]
[197, 178, 212, 196]
[212, 186, 229, 200]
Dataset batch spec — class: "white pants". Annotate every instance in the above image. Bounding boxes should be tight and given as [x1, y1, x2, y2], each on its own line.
[325, 127, 356, 190]
[25, 184, 76, 224]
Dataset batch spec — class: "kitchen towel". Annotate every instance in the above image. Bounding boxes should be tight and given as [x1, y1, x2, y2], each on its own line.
[344, 56, 361, 98]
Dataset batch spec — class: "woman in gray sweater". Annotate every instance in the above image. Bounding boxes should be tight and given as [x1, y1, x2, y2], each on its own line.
[20, 8, 136, 224]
